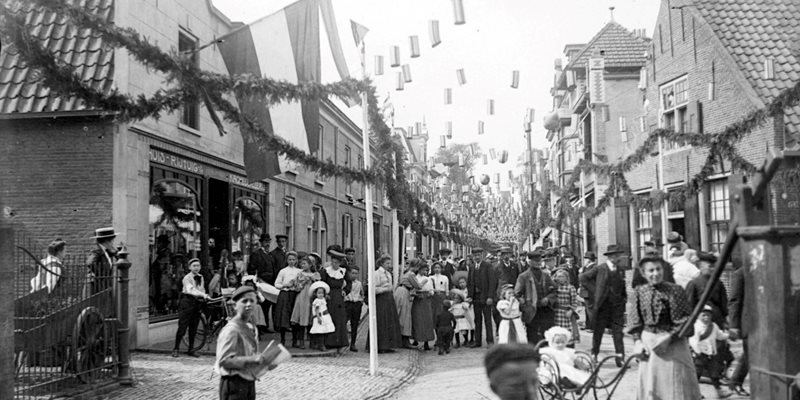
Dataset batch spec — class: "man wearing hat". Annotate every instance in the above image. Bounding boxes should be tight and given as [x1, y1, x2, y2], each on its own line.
[492, 246, 521, 332]
[515, 250, 557, 344]
[343, 247, 357, 269]
[248, 234, 275, 333]
[667, 231, 689, 253]
[578, 251, 597, 331]
[580, 244, 627, 365]
[271, 234, 289, 272]
[86, 227, 118, 295]
[468, 247, 498, 348]
[685, 252, 728, 328]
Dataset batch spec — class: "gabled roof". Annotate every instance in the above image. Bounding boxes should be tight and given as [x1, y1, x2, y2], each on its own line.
[694, 0, 800, 141]
[0, 0, 115, 114]
[565, 21, 649, 70]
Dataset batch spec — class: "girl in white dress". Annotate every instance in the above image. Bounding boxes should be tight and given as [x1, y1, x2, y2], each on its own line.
[450, 294, 471, 347]
[309, 281, 335, 351]
[496, 285, 527, 344]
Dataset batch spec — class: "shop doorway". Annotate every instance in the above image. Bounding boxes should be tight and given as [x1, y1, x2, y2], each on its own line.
[208, 178, 230, 271]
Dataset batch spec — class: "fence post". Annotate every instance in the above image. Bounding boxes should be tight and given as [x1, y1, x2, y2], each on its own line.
[115, 245, 132, 385]
[0, 204, 14, 400]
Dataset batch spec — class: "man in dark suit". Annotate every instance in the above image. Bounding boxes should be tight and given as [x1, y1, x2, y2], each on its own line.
[514, 251, 557, 344]
[493, 246, 521, 331]
[271, 234, 288, 272]
[468, 248, 497, 347]
[727, 263, 750, 396]
[580, 244, 627, 365]
[578, 251, 597, 331]
[248, 233, 274, 332]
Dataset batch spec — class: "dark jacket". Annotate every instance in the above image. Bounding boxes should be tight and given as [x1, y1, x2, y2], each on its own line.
[727, 267, 749, 337]
[270, 247, 287, 272]
[685, 273, 728, 328]
[468, 259, 497, 304]
[87, 246, 116, 294]
[248, 247, 276, 285]
[578, 261, 597, 300]
[494, 259, 521, 296]
[580, 261, 627, 311]
[514, 268, 557, 323]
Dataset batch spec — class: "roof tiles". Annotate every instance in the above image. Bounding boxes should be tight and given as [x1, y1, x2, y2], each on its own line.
[696, 0, 800, 144]
[0, 0, 114, 114]
[565, 21, 650, 70]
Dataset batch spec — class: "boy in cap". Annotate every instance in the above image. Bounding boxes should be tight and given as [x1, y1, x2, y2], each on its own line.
[484, 343, 541, 400]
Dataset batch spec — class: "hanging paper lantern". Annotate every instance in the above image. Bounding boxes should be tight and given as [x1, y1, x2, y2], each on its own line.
[390, 46, 401, 67]
[482, 154, 488, 165]
[511, 70, 520, 88]
[508, 170, 513, 180]
[440, 135, 446, 148]
[494, 173, 500, 184]
[445, 121, 453, 139]
[478, 120, 484, 135]
[374, 55, 384, 75]
[487, 99, 495, 115]
[480, 174, 490, 185]
[461, 184, 469, 193]
[489, 148, 497, 159]
[396, 72, 404, 90]
[402, 64, 413, 83]
[409, 35, 420, 58]
[456, 69, 467, 85]
[458, 153, 465, 167]
[526, 108, 535, 124]
[499, 150, 509, 164]
[429, 20, 441, 47]
[452, 0, 465, 25]
[444, 88, 452, 104]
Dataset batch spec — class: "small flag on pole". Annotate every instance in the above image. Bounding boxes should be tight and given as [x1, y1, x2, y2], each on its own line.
[350, 20, 369, 46]
[396, 72, 404, 90]
[452, 0, 466, 25]
[390, 46, 401, 67]
[444, 88, 452, 104]
[402, 64, 412, 82]
[374, 55, 384, 75]
[456, 69, 467, 85]
[487, 99, 495, 115]
[478, 120, 484, 135]
[445, 121, 453, 138]
[429, 20, 441, 47]
[409, 35, 420, 58]
[511, 70, 520, 88]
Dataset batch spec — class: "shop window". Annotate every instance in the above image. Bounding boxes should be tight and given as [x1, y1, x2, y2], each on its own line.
[233, 197, 264, 258]
[283, 198, 294, 248]
[635, 196, 653, 258]
[660, 76, 689, 151]
[178, 31, 199, 130]
[148, 178, 202, 321]
[706, 179, 730, 253]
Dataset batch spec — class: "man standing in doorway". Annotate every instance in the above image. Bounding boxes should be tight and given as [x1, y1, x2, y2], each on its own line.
[271, 234, 288, 272]
[580, 244, 627, 366]
[468, 248, 497, 348]
[515, 250, 557, 344]
[248, 234, 274, 333]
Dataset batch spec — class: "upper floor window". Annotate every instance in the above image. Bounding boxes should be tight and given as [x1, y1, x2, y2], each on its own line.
[344, 146, 352, 195]
[706, 179, 730, 254]
[316, 124, 324, 160]
[283, 198, 294, 248]
[660, 76, 689, 151]
[178, 31, 199, 130]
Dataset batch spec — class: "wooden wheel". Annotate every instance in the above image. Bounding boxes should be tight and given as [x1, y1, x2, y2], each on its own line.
[73, 307, 108, 383]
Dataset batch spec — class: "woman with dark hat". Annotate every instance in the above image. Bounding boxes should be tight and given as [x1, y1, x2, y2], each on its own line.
[319, 245, 351, 353]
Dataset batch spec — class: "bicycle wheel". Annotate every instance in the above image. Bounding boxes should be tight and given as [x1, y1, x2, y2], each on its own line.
[182, 313, 209, 352]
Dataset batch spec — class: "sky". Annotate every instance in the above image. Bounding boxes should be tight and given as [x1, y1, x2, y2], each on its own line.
[211, 0, 660, 190]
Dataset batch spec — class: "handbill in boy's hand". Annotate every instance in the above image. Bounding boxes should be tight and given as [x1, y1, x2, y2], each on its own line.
[252, 340, 291, 379]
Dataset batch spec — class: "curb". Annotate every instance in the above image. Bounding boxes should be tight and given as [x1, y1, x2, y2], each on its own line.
[363, 349, 424, 400]
[132, 347, 339, 358]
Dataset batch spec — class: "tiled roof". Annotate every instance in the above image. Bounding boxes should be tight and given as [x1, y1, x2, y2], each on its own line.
[695, 0, 800, 145]
[0, 0, 114, 114]
[565, 21, 649, 70]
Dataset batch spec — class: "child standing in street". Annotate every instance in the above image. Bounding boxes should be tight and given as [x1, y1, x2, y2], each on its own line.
[450, 294, 471, 348]
[215, 285, 264, 400]
[553, 269, 581, 347]
[344, 267, 364, 352]
[690, 305, 731, 395]
[309, 281, 335, 351]
[496, 285, 527, 344]
[450, 273, 475, 346]
[434, 300, 457, 355]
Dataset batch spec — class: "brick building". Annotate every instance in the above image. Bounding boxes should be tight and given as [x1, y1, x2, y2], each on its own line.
[0, 0, 393, 348]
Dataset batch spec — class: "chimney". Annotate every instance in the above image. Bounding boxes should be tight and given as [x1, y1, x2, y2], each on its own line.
[554, 58, 563, 71]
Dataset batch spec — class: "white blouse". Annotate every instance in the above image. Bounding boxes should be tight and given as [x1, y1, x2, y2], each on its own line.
[274, 266, 301, 290]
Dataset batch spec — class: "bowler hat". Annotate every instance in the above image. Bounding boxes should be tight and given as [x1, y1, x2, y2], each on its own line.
[471, 247, 484, 254]
[275, 234, 288, 240]
[528, 250, 543, 260]
[259, 234, 271, 242]
[91, 227, 118, 241]
[583, 251, 597, 260]
[603, 244, 625, 256]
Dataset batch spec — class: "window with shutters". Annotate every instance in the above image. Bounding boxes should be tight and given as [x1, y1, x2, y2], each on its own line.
[706, 179, 730, 254]
[178, 31, 199, 130]
[310, 206, 327, 256]
[667, 187, 686, 242]
[635, 195, 653, 258]
[660, 76, 689, 152]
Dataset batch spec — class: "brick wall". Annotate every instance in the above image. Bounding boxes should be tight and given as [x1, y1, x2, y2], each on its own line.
[0, 118, 114, 252]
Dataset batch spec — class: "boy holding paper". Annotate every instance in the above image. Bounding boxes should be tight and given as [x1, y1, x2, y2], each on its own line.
[216, 285, 289, 400]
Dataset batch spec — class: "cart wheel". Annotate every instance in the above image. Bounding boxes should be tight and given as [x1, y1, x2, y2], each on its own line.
[182, 313, 209, 352]
[73, 307, 108, 384]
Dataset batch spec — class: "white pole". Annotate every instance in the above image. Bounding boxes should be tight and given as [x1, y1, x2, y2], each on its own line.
[360, 39, 379, 376]
[392, 210, 400, 287]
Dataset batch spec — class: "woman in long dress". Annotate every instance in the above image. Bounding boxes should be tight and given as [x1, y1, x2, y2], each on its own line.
[290, 256, 320, 349]
[273, 251, 302, 346]
[411, 261, 436, 350]
[394, 260, 420, 348]
[319, 247, 350, 354]
[370, 255, 403, 353]
[627, 255, 702, 400]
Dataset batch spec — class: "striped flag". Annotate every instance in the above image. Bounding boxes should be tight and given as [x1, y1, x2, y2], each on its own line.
[217, 0, 351, 182]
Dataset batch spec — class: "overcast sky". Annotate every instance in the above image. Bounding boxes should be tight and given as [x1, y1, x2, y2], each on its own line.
[212, 0, 659, 188]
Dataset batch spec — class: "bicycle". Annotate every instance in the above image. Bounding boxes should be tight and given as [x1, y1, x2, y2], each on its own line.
[182, 296, 233, 352]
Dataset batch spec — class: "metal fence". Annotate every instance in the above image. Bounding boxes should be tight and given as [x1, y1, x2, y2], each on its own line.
[13, 232, 120, 400]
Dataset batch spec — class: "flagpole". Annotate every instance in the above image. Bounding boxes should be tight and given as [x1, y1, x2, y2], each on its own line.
[359, 36, 379, 377]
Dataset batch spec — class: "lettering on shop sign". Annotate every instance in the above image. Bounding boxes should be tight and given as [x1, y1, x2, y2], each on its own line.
[227, 174, 266, 191]
[136, 305, 149, 321]
[149, 149, 204, 175]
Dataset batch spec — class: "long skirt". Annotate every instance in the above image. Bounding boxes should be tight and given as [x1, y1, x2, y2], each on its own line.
[411, 295, 435, 342]
[325, 292, 349, 348]
[375, 292, 403, 350]
[290, 286, 313, 327]
[394, 286, 413, 337]
[637, 330, 702, 400]
[498, 317, 527, 344]
[273, 290, 298, 331]
[431, 292, 445, 323]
